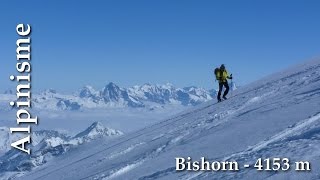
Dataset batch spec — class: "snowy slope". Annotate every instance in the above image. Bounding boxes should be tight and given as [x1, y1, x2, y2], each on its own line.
[10, 59, 320, 180]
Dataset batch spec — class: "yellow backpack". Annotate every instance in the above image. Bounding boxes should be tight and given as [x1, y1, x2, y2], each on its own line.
[214, 68, 221, 81]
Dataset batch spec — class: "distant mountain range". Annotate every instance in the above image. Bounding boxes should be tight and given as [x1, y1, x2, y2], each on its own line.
[0, 122, 122, 176]
[2, 82, 237, 111]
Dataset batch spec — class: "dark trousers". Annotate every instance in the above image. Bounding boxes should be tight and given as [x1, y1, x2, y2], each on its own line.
[217, 81, 229, 100]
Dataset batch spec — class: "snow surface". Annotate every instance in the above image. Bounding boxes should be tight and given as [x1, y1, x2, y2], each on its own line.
[9, 58, 320, 180]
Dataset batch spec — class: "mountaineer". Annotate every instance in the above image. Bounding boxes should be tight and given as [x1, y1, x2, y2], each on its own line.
[214, 64, 232, 102]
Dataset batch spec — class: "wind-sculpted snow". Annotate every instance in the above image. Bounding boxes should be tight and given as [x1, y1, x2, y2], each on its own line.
[6, 59, 320, 180]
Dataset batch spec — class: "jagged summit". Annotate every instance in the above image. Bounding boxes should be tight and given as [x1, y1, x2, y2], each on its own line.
[102, 82, 125, 101]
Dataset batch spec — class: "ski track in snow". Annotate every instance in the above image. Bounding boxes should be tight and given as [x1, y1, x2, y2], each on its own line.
[104, 142, 146, 160]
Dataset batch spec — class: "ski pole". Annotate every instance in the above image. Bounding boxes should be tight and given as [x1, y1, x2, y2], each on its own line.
[231, 75, 233, 97]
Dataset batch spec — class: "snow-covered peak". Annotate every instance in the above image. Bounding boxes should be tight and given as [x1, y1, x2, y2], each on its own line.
[184, 86, 207, 94]
[138, 83, 159, 92]
[32, 130, 70, 146]
[74, 122, 123, 141]
[78, 85, 99, 98]
[0, 122, 123, 175]
[159, 83, 175, 89]
[104, 82, 121, 91]
[101, 82, 123, 101]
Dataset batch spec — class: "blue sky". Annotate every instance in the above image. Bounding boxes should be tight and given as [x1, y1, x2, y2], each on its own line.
[1, 0, 319, 92]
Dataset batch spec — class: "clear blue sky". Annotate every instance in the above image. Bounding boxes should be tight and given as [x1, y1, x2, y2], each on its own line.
[1, 0, 319, 92]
